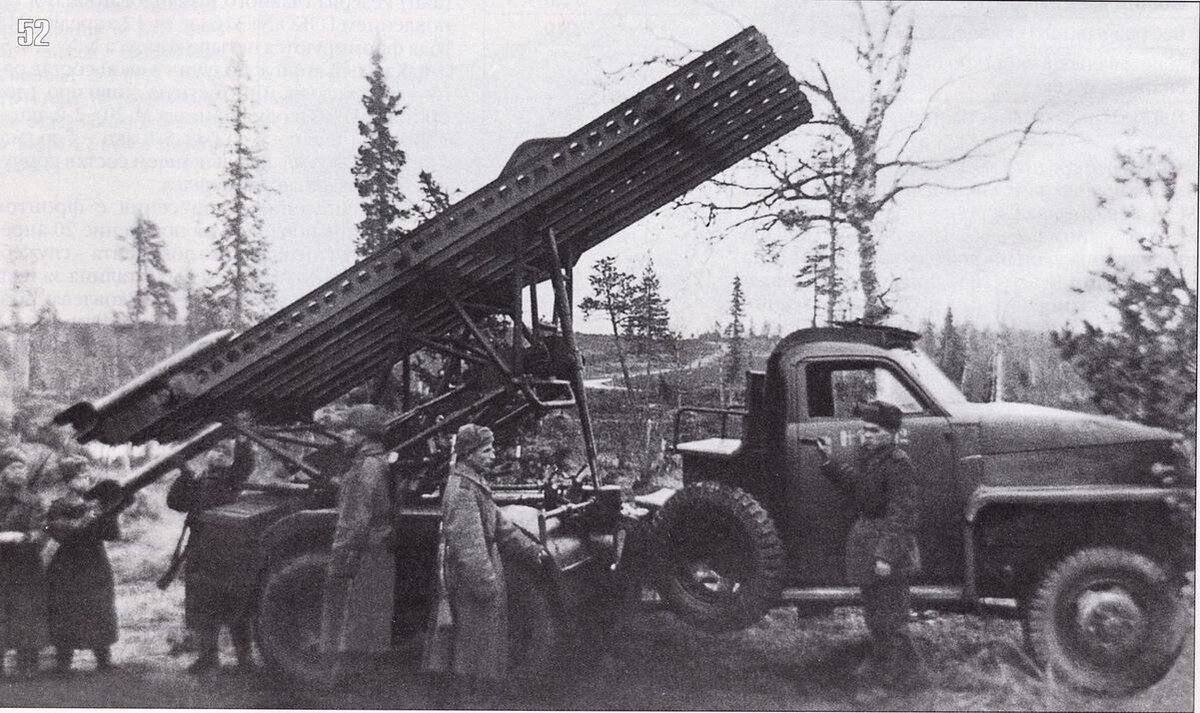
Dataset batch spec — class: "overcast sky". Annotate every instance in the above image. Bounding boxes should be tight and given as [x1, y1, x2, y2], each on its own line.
[2, 1, 1197, 337]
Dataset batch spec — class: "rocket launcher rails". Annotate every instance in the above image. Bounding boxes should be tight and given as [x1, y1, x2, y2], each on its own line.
[56, 26, 812, 447]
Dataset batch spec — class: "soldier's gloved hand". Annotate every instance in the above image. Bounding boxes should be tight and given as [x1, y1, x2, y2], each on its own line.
[815, 438, 832, 463]
[874, 559, 892, 578]
[538, 549, 556, 572]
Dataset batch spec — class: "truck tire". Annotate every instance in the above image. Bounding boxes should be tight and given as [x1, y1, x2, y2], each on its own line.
[652, 481, 784, 632]
[256, 550, 331, 688]
[1024, 546, 1188, 694]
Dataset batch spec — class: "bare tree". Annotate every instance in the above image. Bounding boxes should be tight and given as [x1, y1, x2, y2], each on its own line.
[676, 1, 1045, 322]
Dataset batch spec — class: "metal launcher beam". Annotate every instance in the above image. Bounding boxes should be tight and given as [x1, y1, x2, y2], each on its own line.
[56, 26, 812, 446]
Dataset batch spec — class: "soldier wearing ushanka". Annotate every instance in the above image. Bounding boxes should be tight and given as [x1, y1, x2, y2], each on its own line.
[45, 456, 121, 673]
[166, 433, 256, 673]
[817, 400, 925, 689]
[423, 424, 546, 701]
[0, 448, 48, 678]
[318, 404, 397, 686]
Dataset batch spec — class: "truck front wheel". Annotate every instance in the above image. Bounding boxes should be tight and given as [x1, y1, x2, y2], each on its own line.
[1024, 546, 1188, 694]
[652, 481, 784, 632]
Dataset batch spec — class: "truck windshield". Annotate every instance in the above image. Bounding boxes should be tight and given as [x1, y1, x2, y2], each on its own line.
[889, 347, 968, 406]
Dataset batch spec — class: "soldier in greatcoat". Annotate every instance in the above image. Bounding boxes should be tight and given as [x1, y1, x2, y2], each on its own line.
[166, 433, 255, 673]
[0, 448, 48, 677]
[422, 424, 546, 695]
[45, 456, 121, 673]
[816, 400, 925, 689]
[318, 404, 397, 684]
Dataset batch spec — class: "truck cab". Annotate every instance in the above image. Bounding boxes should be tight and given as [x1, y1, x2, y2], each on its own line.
[661, 324, 1193, 694]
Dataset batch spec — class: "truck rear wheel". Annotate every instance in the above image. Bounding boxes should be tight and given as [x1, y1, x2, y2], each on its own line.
[257, 549, 563, 688]
[1024, 546, 1188, 694]
[652, 481, 784, 632]
[256, 551, 331, 687]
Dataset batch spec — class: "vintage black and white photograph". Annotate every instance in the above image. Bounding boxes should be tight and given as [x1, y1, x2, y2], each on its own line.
[1, 1, 1196, 710]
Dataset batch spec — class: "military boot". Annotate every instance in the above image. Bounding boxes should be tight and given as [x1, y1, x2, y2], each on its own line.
[14, 648, 39, 679]
[880, 634, 927, 690]
[53, 647, 74, 675]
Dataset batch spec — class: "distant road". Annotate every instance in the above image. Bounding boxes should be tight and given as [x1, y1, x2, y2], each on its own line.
[583, 341, 727, 390]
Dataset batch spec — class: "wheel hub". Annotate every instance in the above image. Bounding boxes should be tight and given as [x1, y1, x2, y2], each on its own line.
[687, 561, 741, 596]
[1075, 587, 1147, 656]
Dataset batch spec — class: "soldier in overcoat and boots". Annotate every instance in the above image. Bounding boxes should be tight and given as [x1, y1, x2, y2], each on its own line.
[817, 400, 926, 690]
[422, 424, 547, 705]
[0, 448, 48, 678]
[166, 433, 256, 673]
[45, 456, 121, 674]
[318, 404, 397, 687]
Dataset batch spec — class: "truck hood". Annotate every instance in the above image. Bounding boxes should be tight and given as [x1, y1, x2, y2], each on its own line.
[951, 402, 1177, 454]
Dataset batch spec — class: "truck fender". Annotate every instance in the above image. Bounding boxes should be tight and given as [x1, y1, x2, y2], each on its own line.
[501, 504, 622, 611]
[631, 487, 677, 516]
[964, 484, 1187, 599]
[255, 508, 337, 577]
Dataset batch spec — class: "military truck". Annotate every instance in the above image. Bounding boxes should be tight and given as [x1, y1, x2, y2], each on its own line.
[654, 322, 1194, 694]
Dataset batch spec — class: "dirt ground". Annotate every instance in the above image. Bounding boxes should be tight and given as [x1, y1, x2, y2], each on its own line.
[0, 591, 1191, 710]
[0, 494, 1191, 711]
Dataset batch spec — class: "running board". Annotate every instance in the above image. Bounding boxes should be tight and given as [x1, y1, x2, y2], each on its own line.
[782, 585, 964, 603]
[640, 586, 1018, 616]
[781, 586, 1017, 613]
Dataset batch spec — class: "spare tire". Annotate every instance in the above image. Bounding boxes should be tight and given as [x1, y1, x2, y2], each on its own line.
[652, 481, 784, 632]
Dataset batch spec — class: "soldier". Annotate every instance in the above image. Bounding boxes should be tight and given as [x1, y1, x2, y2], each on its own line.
[166, 432, 255, 673]
[45, 456, 121, 674]
[0, 448, 48, 678]
[318, 404, 396, 685]
[422, 424, 547, 701]
[816, 400, 925, 689]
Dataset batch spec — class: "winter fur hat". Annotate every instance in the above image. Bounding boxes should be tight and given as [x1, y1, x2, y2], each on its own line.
[58, 455, 90, 482]
[341, 404, 390, 439]
[855, 400, 903, 432]
[454, 424, 494, 458]
[0, 447, 26, 472]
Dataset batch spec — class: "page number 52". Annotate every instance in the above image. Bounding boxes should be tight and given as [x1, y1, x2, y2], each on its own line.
[17, 19, 50, 47]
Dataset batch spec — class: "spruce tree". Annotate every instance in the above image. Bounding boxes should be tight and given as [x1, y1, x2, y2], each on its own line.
[724, 276, 746, 384]
[626, 259, 673, 351]
[579, 257, 636, 393]
[121, 214, 176, 323]
[206, 56, 275, 331]
[352, 48, 409, 258]
[937, 307, 967, 383]
[410, 170, 451, 222]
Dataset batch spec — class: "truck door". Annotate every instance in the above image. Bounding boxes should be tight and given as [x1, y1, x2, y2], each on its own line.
[783, 358, 961, 585]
